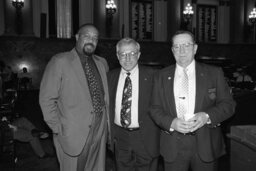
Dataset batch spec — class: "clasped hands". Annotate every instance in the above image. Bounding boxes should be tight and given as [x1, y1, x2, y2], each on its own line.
[171, 112, 209, 134]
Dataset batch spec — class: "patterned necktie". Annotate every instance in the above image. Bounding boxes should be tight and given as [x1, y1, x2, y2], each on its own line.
[120, 72, 132, 128]
[178, 68, 189, 120]
[84, 57, 102, 115]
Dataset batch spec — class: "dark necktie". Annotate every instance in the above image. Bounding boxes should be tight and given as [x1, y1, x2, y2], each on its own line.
[120, 72, 132, 128]
[84, 57, 102, 115]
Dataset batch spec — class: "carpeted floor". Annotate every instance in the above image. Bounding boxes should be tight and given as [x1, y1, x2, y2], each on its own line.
[0, 136, 230, 171]
[0, 137, 118, 171]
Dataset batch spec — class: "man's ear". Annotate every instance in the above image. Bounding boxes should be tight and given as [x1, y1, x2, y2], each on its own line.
[137, 52, 141, 60]
[193, 44, 198, 55]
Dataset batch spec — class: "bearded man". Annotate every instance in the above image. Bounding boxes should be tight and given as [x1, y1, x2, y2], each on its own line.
[39, 24, 110, 171]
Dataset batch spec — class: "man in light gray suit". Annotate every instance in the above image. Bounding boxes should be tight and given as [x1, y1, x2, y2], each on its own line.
[39, 24, 110, 171]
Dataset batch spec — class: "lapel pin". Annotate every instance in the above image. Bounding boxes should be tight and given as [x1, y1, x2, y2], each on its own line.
[144, 78, 147, 81]
[168, 77, 172, 80]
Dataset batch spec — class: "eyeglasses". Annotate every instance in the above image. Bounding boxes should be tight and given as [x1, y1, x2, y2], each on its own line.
[172, 43, 194, 52]
[118, 51, 139, 59]
[79, 34, 98, 41]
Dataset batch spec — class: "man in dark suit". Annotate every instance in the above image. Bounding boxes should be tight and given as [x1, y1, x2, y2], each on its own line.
[108, 37, 159, 171]
[39, 24, 110, 171]
[150, 30, 235, 171]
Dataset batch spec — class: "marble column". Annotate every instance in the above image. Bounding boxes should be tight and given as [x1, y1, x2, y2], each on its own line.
[229, 0, 245, 43]
[0, 0, 4, 35]
[94, 0, 106, 38]
[154, 0, 167, 41]
[79, 0, 93, 26]
[56, 0, 72, 38]
[119, 0, 129, 38]
[218, 1, 230, 43]
[167, 0, 182, 41]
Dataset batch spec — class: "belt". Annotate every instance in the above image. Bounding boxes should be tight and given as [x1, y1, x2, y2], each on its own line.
[115, 124, 140, 132]
[178, 131, 196, 136]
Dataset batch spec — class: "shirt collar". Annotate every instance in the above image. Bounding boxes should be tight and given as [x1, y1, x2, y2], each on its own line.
[76, 49, 93, 64]
[176, 60, 195, 74]
[121, 65, 138, 77]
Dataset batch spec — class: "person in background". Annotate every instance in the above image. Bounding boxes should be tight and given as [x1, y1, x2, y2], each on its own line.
[108, 37, 160, 171]
[18, 67, 32, 90]
[0, 116, 51, 159]
[3, 66, 16, 90]
[39, 23, 110, 171]
[233, 67, 253, 83]
[150, 30, 235, 171]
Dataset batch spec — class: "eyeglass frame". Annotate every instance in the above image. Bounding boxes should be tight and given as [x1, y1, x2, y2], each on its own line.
[117, 51, 140, 60]
[172, 43, 195, 52]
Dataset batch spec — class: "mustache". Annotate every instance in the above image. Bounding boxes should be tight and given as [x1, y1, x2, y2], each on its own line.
[84, 43, 94, 47]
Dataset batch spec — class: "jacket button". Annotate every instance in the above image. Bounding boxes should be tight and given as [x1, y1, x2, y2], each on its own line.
[89, 125, 91, 128]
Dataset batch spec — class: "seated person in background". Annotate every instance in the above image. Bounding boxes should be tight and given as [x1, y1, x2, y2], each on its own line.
[233, 68, 253, 83]
[233, 67, 254, 90]
[18, 67, 32, 90]
[3, 66, 16, 90]
[1, 116, 51, 159]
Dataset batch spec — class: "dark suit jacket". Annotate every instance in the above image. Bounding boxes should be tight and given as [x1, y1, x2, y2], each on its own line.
[150, 62, 235, 162]
[108, 65, 159, 158]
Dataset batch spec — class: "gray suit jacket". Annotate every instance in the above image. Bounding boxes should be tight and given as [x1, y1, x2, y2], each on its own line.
[39, 48, 110, 156]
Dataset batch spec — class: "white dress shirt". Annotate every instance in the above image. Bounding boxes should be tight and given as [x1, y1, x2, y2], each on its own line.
[115, 65, 139, 128]
[174, 60, 196, 120]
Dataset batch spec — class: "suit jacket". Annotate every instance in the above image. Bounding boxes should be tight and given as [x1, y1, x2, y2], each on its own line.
[108, 65, 159, 158]
[150, 62, 235, 162]
[39, 48, 110, 156]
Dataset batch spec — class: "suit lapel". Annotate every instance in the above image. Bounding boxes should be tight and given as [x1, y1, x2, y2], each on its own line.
[93, 55, 108, 102]
[195, 63, 206, 113]
[109, 69, 121, 122]
[166, 66, 177, 116]
[70, 49, 91, 103]
[138, 66, 148, 121]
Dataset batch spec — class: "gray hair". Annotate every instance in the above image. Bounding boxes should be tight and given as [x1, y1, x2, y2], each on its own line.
[116, 37, 140, 53]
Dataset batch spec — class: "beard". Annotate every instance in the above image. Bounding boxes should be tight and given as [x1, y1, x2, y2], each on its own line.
[83, 43, 95, 56]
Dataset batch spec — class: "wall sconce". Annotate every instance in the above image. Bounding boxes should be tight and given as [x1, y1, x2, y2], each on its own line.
[183, 3, 194, 22]
[249, 7, 256, 25]
[105, 0, 116, 37]
[249, 5, 256, 41]
[12, 0, 24, 9]
[106, 0, 117, 17]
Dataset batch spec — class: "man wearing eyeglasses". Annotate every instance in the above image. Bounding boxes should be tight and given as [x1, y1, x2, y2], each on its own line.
[108, 37, 160, 171]
[39, 23, 110, 171]
[150, 30, 235, 171]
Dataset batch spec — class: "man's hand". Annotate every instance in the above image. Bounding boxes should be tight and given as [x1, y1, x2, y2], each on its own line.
[188, 112, 209, 132]
[171, 117, 195, 134]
